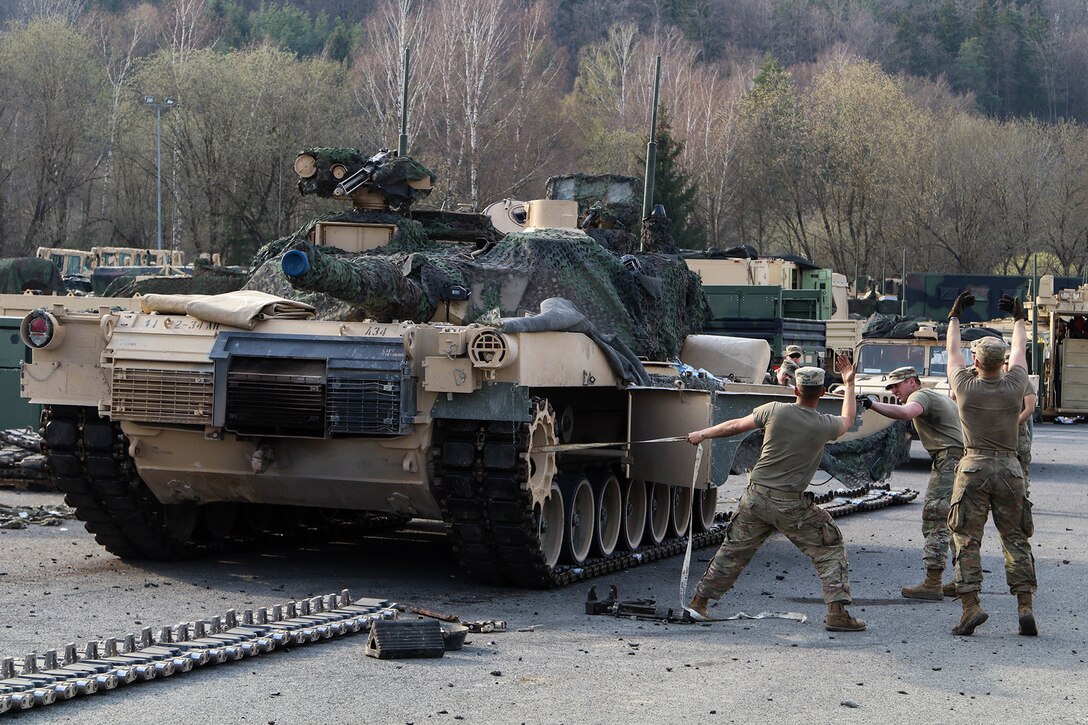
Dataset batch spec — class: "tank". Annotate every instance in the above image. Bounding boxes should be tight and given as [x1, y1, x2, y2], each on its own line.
[19, 148, 911, 587]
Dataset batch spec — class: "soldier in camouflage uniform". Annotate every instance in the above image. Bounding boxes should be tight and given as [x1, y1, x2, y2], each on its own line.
[865, 366, 964, 600]
[945, 292, 1037, 637]
[776, 345, 803, 386]
[686, 353, 866, 632]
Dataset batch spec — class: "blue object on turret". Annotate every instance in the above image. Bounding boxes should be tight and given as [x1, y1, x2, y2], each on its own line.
[282, 249, 310, 277]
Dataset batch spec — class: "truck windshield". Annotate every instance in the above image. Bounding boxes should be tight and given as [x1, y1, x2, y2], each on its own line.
[929, 347, 973, 376]
[857, 344, 926, 374]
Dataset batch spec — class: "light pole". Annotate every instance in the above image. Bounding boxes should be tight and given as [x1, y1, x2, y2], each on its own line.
[143, 95, 177, 251]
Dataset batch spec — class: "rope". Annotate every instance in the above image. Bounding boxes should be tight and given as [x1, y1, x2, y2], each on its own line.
[536, 435, 688, 453]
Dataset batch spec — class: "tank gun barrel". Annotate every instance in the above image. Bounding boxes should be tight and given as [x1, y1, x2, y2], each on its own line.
[281, 243, 434, 322]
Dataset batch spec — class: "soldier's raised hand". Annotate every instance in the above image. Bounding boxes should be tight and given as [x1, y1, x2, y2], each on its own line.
[835, 351, 855, 385]
[998, 294, 1027, 321]
[948, 290, 976, 320]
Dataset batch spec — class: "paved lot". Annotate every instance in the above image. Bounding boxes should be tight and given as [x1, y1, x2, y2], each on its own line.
[1, 426, 1086, 724]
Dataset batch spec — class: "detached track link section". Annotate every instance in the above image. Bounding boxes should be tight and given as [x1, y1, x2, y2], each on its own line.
[41, 405, 205, 560]
[0, 591, 396, 714]
[430, 417, 921, 588]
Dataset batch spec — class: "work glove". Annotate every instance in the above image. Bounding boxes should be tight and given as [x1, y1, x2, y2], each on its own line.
[857, 395, 875, 410]
[948, 291, 975, 320]
[998, 294, 1027, 321]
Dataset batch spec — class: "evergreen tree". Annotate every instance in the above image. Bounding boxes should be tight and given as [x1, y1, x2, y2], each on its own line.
[640, 108, 705, 249]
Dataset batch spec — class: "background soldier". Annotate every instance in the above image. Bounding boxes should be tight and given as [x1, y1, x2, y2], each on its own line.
[686, 353, 866, 632]
[1004, 351, 1038, 492]
[945, 292, 1037, 637]
[864, 366, 964, 600]
[776, 344, 804, 386]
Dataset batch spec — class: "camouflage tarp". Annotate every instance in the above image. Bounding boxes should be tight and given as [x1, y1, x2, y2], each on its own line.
[0, 257, 65, 294]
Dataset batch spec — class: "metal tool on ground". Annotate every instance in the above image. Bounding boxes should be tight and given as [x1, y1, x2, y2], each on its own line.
[0, 590, 396, 714]
[585, 586, 807, 624]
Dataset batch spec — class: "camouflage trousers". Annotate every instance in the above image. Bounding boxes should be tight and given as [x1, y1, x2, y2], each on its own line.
[948, 452, 1037, 595]
[695, 487, 852, 604]
[920, 448, 962, 571]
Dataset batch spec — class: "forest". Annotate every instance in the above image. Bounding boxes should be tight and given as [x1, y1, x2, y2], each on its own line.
[2, 0, 1088, 279]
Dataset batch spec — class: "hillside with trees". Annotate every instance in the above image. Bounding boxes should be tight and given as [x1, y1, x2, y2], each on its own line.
[2, 0, 1088, 280]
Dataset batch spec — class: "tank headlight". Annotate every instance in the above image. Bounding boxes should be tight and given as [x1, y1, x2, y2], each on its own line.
[21, 309, 64, 350]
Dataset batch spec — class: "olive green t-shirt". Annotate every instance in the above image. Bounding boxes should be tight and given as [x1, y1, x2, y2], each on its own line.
[905, 388, 963, 455]
[749, 401, 843, 492]
[951, 365, 1029, 451]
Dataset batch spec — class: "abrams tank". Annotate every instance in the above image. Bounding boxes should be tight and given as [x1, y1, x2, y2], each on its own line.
[19, 148, 910, 587]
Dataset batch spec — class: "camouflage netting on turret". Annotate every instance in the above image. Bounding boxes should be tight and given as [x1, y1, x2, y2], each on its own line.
[257, 213, 709, 360]
[102, 260, 248, 298]
[546, 174, 643, 231]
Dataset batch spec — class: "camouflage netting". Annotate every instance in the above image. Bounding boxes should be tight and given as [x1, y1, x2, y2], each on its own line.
[101, 260, 247, 298]
[261, 213, 709, 360]
[296, 148, 435, 211]
[730, 418, 913, 488]
[546, 174, 643, 231]
[0, 257, 65, 294]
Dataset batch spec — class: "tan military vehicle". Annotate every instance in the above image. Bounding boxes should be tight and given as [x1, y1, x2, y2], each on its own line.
[20, 150, 908, 587]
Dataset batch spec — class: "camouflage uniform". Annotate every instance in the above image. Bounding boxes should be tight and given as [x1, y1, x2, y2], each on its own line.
[948, 364, 1036, 595]
[695, 399, 851, 604]
[903, 387, 964, 571]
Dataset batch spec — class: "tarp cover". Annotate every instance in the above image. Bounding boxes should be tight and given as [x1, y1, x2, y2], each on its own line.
[0, 258, 65, 294]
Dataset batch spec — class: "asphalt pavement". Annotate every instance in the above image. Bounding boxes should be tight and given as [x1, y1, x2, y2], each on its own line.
[1, 426, 1085, 724]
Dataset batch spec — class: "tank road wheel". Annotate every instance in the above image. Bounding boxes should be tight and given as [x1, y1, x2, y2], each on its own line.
[693, 487, 718, 532]
[560, 475, 595, 565]
[534, 482, 564, 568]
[620, 479, 647, 551]
[646, 481, 670, 545]
[591, 472, 622, 557]
[163, 504, 199, 542]
[669, 485, 692, 539]
[200, 503, 239, 540]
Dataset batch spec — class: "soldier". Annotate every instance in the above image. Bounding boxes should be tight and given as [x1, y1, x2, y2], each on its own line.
[945, 291, 1037, 636]
[686, 352, 866, 632]
[776, 345, 804, 386]
[1004, 352, 1038, 492]
[863, 367, 964, 600]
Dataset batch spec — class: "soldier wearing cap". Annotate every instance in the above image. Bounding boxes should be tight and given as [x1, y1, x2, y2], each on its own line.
[944, 291, 1036, 637]
[776, 345, 804, 386]
[864, 366, 964, 600]
[685, 352, 866, 632]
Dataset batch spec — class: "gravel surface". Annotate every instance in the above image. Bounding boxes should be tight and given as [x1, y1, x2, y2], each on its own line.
[1, 427, 1085, 724]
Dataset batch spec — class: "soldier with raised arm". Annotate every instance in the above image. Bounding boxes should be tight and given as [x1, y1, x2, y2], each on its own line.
[686, 352, 866, 632]
[864, 366, 964, 600]
[944, 291, 1037, 636]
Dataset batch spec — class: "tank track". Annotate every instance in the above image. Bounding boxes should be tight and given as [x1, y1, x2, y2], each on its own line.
[0, 591, 396, 714]
[429, 417, 920, 588]
[40, 405, 205, 560]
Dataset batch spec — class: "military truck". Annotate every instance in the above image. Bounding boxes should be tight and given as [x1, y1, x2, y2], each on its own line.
[1035, 275, 1088, 420]
[19, 149, 909, 588]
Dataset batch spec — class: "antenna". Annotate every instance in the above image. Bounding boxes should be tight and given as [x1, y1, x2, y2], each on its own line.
[398, 46, 410, 156]
[641, 56, 662, 231]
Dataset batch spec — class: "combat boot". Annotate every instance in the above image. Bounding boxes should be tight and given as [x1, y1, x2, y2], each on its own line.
[901, 569, 944, 601]
[1017, 592, 1037, 636]
[951, 591, 988, 636]
[825, 602, 866, 632]
[687, 595, 710, 620]
[942, 581, 958, 598]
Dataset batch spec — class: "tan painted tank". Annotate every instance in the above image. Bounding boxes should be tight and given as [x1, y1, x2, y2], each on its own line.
[19, 150, 908, 587]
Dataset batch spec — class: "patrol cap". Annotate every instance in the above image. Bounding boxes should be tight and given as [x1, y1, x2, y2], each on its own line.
[795, 366, 825, 386]
[971, 336, 1009, 366]
[884, 366, 919, 389]
[784, 344, 804, 357]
